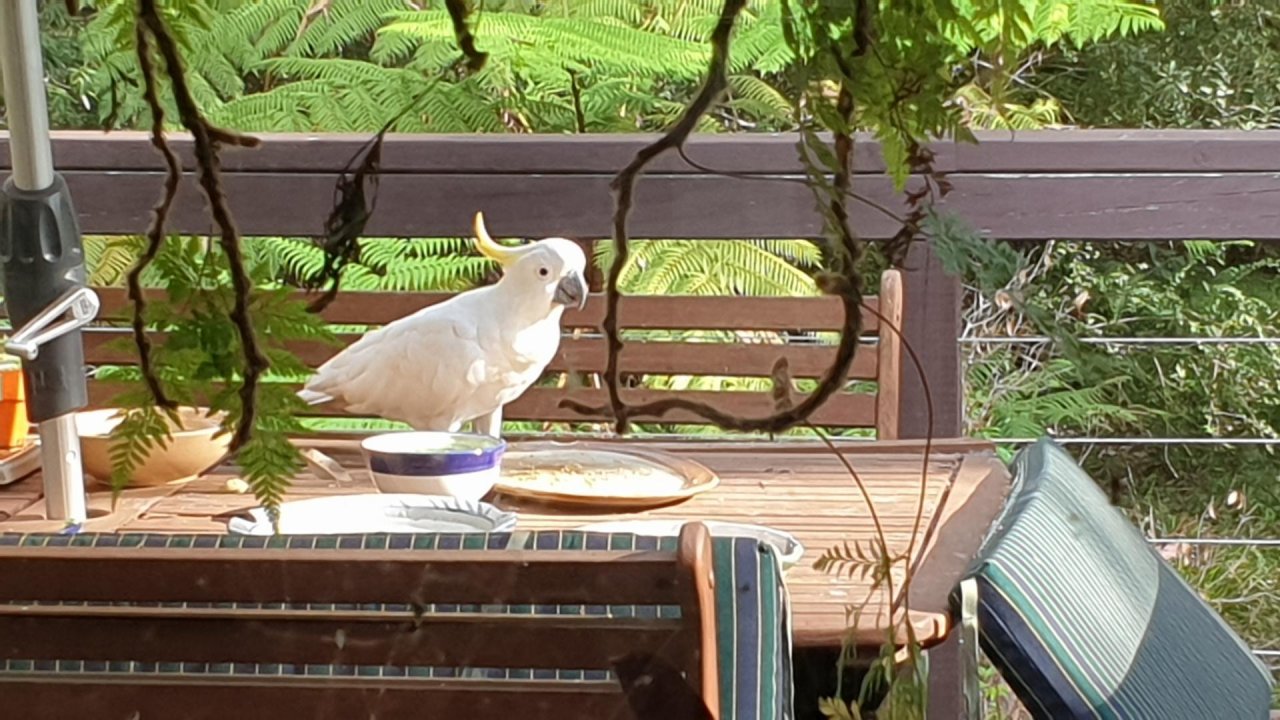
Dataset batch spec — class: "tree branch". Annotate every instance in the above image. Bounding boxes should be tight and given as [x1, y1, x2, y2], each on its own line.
[138, 0, 264, 451]
[574, 0, 755, 433]
[564, 0, 875, 437]
[445, 0, 488, 71]
[128, 22, 177, 410]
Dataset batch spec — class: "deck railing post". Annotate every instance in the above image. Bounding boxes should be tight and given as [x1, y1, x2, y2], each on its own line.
[899, 241, 963, 439]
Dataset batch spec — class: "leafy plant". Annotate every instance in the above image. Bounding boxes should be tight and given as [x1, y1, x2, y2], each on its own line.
[1039, 0, 1280, 129]
[73, 0, 798, 134]
[99, 235, 337, 509]
[60, 0, 1165, 137]
[948, 0, 1164, 128]
[597, 237, 821, 297]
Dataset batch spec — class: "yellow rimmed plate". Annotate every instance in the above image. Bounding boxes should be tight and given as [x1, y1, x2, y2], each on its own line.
[494, 440, 719, 508]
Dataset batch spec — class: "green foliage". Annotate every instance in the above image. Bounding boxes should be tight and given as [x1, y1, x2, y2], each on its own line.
[969, 357, 1140, 442]
[78, 0, 227, 128]
[49, 0, 1161, 137]
[251, 236, 495, 292]
[100, 236, 338, 514]
[947, 4, 1280, 688]
[1039, 0, 1280, 128]
[34, 1, 99, 128]
[597, 238, 821, 297]
[949, 232, 1280, 527]
[104, 403, 178, 491]
[84, 235, 144, 286]
[944, 0, 1163, 129]
[64, 0, 797, 134]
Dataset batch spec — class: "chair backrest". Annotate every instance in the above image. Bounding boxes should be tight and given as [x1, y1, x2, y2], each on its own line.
[953, 439, 1274, 720]
[0, 522, 720, 720]
[81, 268, 904, 436]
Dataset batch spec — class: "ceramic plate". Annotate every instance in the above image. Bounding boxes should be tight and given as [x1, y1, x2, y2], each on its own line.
[575, 519, 805, 568]
[495, 441, 719, 508]
[226, 493, 518, 536]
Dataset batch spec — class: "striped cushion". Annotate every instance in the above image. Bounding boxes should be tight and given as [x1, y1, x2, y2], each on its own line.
[0, 530, 793, 720]
[714, 534, 794, 720]
[955, 438, 1273, 719]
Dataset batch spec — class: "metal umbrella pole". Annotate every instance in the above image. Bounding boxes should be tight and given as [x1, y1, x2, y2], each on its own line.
[0, 1, 99, 524]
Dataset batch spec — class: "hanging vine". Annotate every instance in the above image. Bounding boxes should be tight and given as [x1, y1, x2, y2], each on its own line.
[558, 0, 953, 445]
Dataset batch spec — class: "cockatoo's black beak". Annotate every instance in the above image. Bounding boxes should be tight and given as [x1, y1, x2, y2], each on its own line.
[554, 271, 588, 310]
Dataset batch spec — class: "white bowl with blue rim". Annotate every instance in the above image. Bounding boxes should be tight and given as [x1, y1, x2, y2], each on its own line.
[360, 431, 506, 502]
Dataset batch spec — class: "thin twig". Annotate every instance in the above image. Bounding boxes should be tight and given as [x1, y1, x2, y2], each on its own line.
[569, 69, 587, 134]
[562, 0, 876, 435]
[564, 5, 875, 435]
[808, 422, 896, 607]
[591, 0, 748, 433]
[860, 299, 935, 625]
[128, 22, 177, 410]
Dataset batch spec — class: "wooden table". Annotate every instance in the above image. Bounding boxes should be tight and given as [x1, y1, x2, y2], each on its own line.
[0, 437, 1010, 650]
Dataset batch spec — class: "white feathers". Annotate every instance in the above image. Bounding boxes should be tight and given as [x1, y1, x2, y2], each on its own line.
[299, 214, 588, 436]
[297, 389, 332, 406]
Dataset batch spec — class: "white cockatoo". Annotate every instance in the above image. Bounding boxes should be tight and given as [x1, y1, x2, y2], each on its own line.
[297, 212, 588, 437]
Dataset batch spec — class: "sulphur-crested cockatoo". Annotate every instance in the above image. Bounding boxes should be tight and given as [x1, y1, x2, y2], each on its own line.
[297, 212, 587, 437]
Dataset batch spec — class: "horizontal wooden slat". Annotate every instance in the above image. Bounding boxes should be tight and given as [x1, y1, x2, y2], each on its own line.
[54, 169, 891, 239]
[90, 287, 879, 332]
[0, 548, 682, 605]
[81, 330, 878, 379]
[0, 130, 892, 175]
[0, 606, 680, 669]
[85, 383, 880, 427]
[11, 129, 1280, 175]
[0, 675, 623, 720]
[949, 129, 1280, 172]
[39, 168, 1280, 240]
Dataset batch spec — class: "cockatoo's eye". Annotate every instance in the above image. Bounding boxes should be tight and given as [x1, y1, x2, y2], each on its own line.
[538, 267, 550, 278]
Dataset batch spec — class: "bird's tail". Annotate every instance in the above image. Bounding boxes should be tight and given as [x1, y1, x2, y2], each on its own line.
[297, 388, 334, 406]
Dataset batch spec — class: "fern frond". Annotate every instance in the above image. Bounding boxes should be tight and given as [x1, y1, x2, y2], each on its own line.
[569, 0, 649, 25]
[288, 0, 405, 57]
[726, 74, 793, 119]
[208, 82, 318, 131]
[420, 83, 503, 132]
[85, 236, 143, 287]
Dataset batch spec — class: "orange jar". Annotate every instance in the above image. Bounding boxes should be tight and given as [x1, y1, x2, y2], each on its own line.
[0, 367, 30, 448]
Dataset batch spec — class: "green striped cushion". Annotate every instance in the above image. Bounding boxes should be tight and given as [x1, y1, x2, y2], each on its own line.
[956, 438, 1273, 719]
[0, 530, 793, 720]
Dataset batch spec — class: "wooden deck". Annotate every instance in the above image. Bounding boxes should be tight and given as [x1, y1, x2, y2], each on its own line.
[0, 438, 1010, 650]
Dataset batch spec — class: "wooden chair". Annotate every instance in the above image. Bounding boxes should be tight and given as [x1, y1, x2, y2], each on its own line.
[82, 268, 904, 438]
[0, 522, 719, 720]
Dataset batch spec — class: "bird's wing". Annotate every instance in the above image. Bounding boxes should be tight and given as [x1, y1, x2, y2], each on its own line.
[302, 306, 490, 429]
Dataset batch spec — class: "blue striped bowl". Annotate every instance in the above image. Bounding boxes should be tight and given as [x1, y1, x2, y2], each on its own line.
[360, 431, 507, 501]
